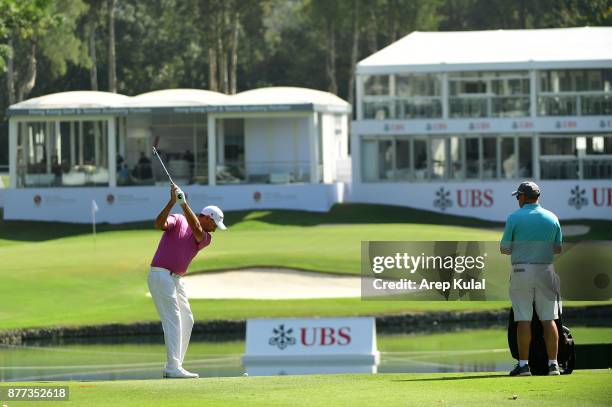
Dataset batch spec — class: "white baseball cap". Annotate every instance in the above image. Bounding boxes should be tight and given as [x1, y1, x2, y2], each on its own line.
[200, 205, 227, 230]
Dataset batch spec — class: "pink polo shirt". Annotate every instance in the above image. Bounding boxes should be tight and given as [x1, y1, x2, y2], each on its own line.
[151, 214, 211, 276]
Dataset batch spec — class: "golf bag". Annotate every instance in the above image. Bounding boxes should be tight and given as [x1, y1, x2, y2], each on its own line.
[507, 301, 576, 375]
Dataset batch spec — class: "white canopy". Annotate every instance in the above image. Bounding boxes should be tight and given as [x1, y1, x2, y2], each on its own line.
[357, 26, 612, 74]
[125, 88, 231, 107]
[8, 91, 130, 110]
[234, 87, 350, 109]
[8, 87, 350, 116]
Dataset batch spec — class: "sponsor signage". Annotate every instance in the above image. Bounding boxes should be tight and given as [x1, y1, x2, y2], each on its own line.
[7, 104, 323, 117]
[352, 181, 612, 222]
[243, 317, 380, 365]
[4, 183, 344, 223]
[353, 116, 612, 135]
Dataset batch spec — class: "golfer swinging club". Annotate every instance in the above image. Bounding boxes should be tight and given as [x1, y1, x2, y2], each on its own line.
[149, 183, 226, 379]
[500, 181, 562, 376]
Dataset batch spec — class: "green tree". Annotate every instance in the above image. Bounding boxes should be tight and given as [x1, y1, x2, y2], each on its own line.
[2, 0, 88, 103]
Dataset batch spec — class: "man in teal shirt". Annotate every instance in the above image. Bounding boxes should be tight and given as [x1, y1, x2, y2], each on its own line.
[500, 181, 563, 376]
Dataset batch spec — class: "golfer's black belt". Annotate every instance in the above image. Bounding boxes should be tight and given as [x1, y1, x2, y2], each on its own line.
[511, 263, 550, 272]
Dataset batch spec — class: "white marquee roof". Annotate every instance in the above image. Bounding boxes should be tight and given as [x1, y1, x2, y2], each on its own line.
[125, 88, 231, 107]
[357, 26, 612, 74]
[8, 87, 350, 116]
[9, 91, 130, 110]
[233, 87, 350, 108]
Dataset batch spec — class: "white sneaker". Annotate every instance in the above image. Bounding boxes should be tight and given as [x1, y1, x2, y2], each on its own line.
[163, 367, 199, 379]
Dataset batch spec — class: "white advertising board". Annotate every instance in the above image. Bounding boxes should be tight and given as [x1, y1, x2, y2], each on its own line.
[350, 180, 612, 222]
[243, 317, 380, 365]
[3, 183, 345, 223]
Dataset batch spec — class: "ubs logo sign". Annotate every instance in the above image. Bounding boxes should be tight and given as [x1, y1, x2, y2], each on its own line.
[269, 325, 295, 350]
[434, 187, 452, 211]
[268, 324, 353, 350]
[434, 188, 494, 211]
[568, 185, 588, 210]
[569, 186, 612, 209]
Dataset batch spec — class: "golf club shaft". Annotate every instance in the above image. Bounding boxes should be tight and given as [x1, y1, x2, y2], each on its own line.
[152, 146, 174, 185]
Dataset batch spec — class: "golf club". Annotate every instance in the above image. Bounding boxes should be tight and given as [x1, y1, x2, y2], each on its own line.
[152, 146, 185, 202]
[152, 146, 174, 185]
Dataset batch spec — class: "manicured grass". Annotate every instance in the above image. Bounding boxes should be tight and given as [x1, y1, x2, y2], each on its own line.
[0, 204, 610, 331]
[4, 370, 611, 407]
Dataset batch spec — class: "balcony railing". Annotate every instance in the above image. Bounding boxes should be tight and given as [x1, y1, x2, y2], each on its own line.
[540, 158, 579, 179]
[583, 157, 612, 179]
[360, 92, 611, 120]
[538, 92, 612, 116]
[363, 97, 442, 119]
[449, 95, 530, 118]
[234, 161, 313, 184]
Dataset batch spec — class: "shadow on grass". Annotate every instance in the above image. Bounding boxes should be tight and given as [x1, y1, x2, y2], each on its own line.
[1, 203, 610, 243]
[391, 373, 507, 382]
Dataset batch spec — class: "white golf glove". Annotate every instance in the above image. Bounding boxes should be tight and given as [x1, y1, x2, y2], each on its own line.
[175, 187, 186, 205]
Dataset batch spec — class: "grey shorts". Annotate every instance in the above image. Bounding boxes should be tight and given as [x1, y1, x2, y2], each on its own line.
[509, 263, 561, 321]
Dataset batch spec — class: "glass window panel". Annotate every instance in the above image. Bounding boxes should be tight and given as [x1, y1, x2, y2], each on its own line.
[539, 69, 612, 92]
[482, 137, 497, 179]
[582, 94, 612, 115]
[430, 138, 447, 179]
[219, 118, 245, 184]
[450, 80, 487, 95]
[449, 137, 463, 180]
[492, 97, 529, 117]
[413, 139, 428, 181]
[395, 139, 411, 180]
[364, 75, 389, 96]
[540, 159, 578, 179]
[538, 95, 577, 116]
[396, 99, 442, 119]
[378, 140, 393, 180]
[395, 74, 440, 96]
[23, 122, 52, 187]
[583, 159, 612, 179]
[465, 138, 480, 179]
[450, 97, 487, 118]
[540, 137, 575, 155]
[363, 100, 391, 119]
[21, 121, 110, 187]
[193, 125, 208, 185]
[500, 137, 516, 179]
[361, 140, 378, 182]
[518, 138, 533, 178]
[586, 135, 612, 154]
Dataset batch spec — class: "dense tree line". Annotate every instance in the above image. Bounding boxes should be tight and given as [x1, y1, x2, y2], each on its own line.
[0, 0, 610, 165]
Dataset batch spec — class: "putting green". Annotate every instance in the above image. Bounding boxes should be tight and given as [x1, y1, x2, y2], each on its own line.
[3, 370, 610, 406]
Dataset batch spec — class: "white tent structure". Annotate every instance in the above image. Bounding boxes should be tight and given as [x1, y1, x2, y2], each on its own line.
[351, 27, 612, 221]
[6, 87, 351, 223]
[357, 27, 612, 73]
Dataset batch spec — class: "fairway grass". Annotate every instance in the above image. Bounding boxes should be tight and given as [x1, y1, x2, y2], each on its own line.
[1, 205, 610, 331]
[4, 370, 611, 407]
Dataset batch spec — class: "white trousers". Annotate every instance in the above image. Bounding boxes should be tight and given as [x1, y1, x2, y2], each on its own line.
[148, 267, 194, 370]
